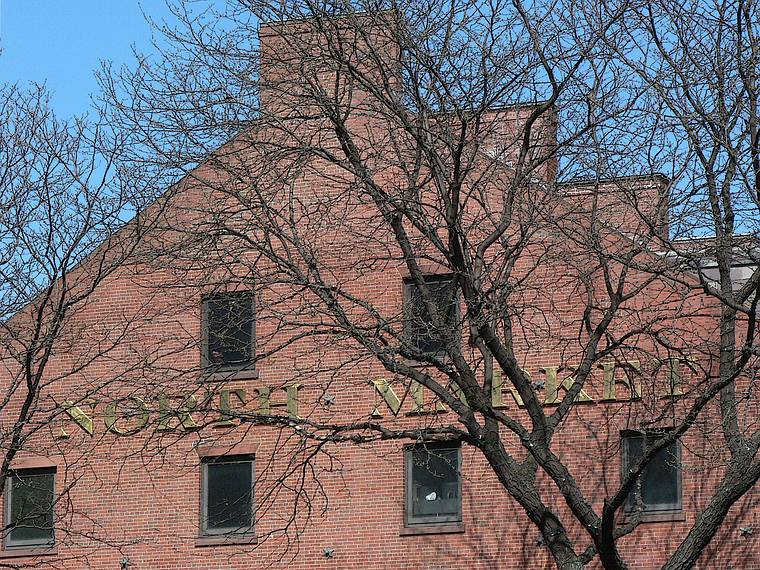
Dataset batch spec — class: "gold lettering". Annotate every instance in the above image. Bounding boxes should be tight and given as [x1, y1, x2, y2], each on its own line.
[286, 384, 301, 418]
[256, 385, 301, 418]
[370, 379, 402, 417]
[60, 401, 95, 436]
[491, 369, 504, 408]
[543, 366, 560, 404]
[409, 381, 446, 416]
[600, 361, 642, 401]
[542, 366, 593, 405]
[51, 357, 703, 442]
[408, 382, 446, 414]
[409, 382, 459, 414]
[157, 394, 200, 431]
[104, 397, 149, 435]
[666, 358, 683, 397]
[409, 381, 424, 414]
[491, 368, 526, 408]
[448, 382, 469, 407]
[255, 386, 272, 414]
[215, 389, 247, 426]
[654, 357, 695, 397]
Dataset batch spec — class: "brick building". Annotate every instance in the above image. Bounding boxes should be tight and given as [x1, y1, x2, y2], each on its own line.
[0, 14, 757, 570]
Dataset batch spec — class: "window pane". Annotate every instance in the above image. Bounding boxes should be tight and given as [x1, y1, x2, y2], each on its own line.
[8, 470, 55, 546]
[207, 292, 253, 366]
[624, 434, 680, 512]
[406, 277, 456, 355]
[409, 446, 460, 522]
[641, 445, 679, 508]
[206, 461, 253, 532]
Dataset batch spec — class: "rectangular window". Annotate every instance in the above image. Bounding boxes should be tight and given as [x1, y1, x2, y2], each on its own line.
[203, 291, 255, 369]
[405, 443, 461, 526]
[4, 468, 55, 548]
[404, 275, 458, 356]
[201, 456, 254, 535]
[622, 431, 682, 513]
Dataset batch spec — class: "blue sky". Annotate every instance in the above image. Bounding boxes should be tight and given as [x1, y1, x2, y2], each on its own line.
[0, 1, 176, 118]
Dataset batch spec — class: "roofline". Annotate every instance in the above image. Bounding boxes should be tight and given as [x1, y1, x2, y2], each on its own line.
[671, 233, 756, 243]
[259, 8, 397, 32]
[558, 173, 670, 187]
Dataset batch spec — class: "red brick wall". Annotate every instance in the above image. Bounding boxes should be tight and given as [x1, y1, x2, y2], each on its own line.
[0, 17, 756, 570]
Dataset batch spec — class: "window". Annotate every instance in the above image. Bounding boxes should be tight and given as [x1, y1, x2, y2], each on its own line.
[405, 443, 461, 526]
[622, 431, 682, 514]
[200, 456, 254, 536]
[404, 275, 458, 355]
[4, 468, 55, 548]
[202, 291, 254, 369]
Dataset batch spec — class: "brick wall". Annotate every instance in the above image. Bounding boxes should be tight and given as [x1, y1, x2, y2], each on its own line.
[0, 15, 756, 570]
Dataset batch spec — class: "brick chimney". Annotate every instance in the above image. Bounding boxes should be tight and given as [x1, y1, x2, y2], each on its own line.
[561, 174, 671, 239]
[258, 11, 400, 118]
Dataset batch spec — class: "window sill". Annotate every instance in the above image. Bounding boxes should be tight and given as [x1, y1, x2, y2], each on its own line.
[399, 523, 465, 536]
[401, 357, 454, 371]
[195, 534, 258, 547]
[0, 546, 58, 559]
[201, 368, 259, 382]
[620, 510, 686, 524]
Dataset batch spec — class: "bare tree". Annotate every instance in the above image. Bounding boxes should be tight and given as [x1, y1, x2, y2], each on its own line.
[62, 0, 759, 568]
[0, 83, 162, 566]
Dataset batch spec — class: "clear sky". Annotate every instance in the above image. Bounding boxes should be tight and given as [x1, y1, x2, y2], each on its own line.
[0, 0, 176, 118]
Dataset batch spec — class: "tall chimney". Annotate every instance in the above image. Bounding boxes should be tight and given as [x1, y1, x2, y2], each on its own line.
[258, 11, 400, 118]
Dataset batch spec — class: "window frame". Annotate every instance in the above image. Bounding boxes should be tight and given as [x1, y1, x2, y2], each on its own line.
[3, 467, 56, 549]
[199, 454, 255, 537]
[404, 442, 462, 527]
[201, 290, 256, 371]
[621, 430, 683, 515]
[402, 274, 459, 357]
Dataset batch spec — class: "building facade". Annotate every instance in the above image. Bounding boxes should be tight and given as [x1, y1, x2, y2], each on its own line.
[0, 14, 757, 570]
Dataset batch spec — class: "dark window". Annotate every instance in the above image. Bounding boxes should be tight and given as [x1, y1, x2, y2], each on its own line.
[4, 468, 55, 548]
[404, 275, 457, 355]
[622, 432, 682, 513]
[405, 443, 461, 526]
[201, 456, 254, 535]
[203, 291, 254, 368]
